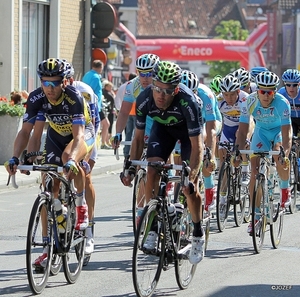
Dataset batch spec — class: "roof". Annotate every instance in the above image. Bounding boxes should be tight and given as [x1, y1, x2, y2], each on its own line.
[136, 0, 246, 38]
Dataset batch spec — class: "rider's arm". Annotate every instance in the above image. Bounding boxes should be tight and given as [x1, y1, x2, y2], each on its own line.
[66, 124, 87, 163]
[235, 122, 249, 150]
[115, 100, 133, 134]
[13, 122, 34, 158]
[27, 120, 44, 155]
[189, 134, 202, 182]
[129, 128, 145, 161]
[205, 120, 217, 159]
[281, 124, 292, 156]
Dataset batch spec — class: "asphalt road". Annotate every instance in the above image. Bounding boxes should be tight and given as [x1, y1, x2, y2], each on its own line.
[1, 172, 300, 297]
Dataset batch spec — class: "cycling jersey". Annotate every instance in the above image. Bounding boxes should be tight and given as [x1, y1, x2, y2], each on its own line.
[136, 83, 203, 162]
[124, 76, 153, 136]
[197, 83, 222, 123]
[25, 85, 93, 136]
[72, 80, 100, 133]
[240, 92, 291, 150]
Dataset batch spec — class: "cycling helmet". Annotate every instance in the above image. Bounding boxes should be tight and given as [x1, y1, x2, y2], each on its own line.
[220, 74, 241, 92]
[256, 71, 280, 88]
[37, 58, 67, 78]
[209, 75, 222, 94]
[282, 69, 300, 83]
[250, 66, 268, 82]
[152, 61, 182, 85]
[64, 61, 75, 79]
[135, 53, 160, 71]
[181, 70, 199, 92]
[232, 67, 251, 85]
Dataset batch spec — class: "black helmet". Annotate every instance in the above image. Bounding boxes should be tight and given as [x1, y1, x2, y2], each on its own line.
[37, 58, 67, 78]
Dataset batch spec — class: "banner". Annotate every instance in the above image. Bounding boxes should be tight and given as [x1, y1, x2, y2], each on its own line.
[282, 23, 296, 67]
[267, 11, 277, 62]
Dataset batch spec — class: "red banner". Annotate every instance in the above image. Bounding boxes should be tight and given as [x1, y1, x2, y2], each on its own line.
[267, 11, 277, 62]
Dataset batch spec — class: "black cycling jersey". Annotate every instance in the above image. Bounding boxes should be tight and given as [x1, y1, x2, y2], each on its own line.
[136, 83, 202, 137]
[25, 85, 93, 137]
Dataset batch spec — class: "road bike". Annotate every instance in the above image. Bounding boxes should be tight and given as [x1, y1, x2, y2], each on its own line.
[127, 160, 199, 297]
[216, 142, 250, 232]
[8, 157, 86, 294]
[240, 149, 285, 254]
[288, 136, 300, 214]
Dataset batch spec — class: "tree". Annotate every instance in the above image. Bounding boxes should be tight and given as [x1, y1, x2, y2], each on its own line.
[207, 20, 248, 78]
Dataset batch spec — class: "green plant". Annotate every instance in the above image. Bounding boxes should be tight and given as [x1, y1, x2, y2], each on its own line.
[0, 95, 26, 117]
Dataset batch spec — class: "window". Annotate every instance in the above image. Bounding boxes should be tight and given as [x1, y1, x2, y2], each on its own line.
[22, 2, 49, 92]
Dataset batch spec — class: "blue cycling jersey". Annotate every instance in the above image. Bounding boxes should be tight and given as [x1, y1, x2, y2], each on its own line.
[277, 86, 300, 118]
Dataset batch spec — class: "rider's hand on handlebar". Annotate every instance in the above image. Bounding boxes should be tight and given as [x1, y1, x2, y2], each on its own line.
[230, 148, 241, 168]
[4, 156, 19, 175]
[120, 165, 136, 187]
[279, 156, 290, 170]
[111, 133, 122, 149]
[64, 159, 79, 177]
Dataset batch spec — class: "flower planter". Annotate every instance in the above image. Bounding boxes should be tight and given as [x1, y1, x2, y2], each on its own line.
[0, 115, 23, 164]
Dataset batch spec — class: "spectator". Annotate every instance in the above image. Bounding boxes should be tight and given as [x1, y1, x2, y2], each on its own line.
[102, 80, 116, 146]
[82, 60, 110, 149]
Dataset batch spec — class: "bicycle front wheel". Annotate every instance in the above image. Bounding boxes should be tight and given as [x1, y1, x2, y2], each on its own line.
[216, 162, 231, 232]
[289, 153, 298, 214]
[26, 194, 53, 294]
[132, 200, 165, 297]
[270, 178, 284, 248]
[62, 199, 86, 284]
[233, 169, 246, 227]
[133, 168, 147, 234]
[175, 206, 197, 290]
[251, 179, 267, 254]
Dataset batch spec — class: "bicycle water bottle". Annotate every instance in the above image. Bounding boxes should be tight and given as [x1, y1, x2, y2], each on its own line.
[54, 199, 67, 233]
[167, 203, 177, 230]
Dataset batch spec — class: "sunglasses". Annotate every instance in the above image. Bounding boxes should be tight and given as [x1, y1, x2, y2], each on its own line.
[258, 89, 275, 96]
[151, 85, 175, 95]
[138, 71, 152, 78]
[41, 79, 63, 87]
[285, 83, 298, 88]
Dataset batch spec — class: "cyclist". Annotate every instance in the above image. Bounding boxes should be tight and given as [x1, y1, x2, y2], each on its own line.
[180, 70, 222, 211]
[120, 61, 205, 264]
[5, 58, 95, 267]
[235, 71, 292, 233]
[249, 66, 269, 92]
[112, 53, 160, 156]
[209, 75, 222, 96]
[232, 67, 253, 94]
[217, 74, 252, 192]
[65, 62, 100, 255]
[277, 68, 300, 136]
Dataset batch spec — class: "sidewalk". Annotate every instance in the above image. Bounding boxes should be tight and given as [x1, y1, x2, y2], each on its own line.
[0, 147, 124, 190]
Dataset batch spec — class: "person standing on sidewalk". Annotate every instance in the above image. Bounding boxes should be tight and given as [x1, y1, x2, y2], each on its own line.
[83, 60, 110, 149]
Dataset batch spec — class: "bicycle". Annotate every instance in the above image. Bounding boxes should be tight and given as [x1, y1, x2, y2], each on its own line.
[127, 160, 200, 297]
[239, 148, 285, 254]
[216, 142, 250, 232]
[8, 157, 86, 294]
[288, 136, 300, 214]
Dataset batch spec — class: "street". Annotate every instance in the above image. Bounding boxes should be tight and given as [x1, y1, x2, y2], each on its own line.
[1, 172, 300, 297]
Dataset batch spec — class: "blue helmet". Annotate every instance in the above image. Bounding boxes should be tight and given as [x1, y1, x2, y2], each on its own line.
[250, 66, 268, 82]
[282, 69, 300, 83]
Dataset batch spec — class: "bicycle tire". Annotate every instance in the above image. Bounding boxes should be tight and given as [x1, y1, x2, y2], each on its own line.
[62, 196, 86, 284]
[175, 205, 197, 290]
[251, 179, 267, 254]
[289, 153, 298, 214]
[132, 168, 147, 234]
[233, 169, 246, 227]
[243, 187, 251, 223]
[216, 162, 231, 232]
[270, 174, 284, 248]
[132, 200, 165, 297]
[26, 194, 53, 294]
[50, 251, 62, 276]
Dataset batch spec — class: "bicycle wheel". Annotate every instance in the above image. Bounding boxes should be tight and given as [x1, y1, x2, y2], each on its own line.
[233, 169, 246, 227]
[243, 187, 251, 223]
[132, 200, 165, 297]
[251, 179, 267, 254]
[133, 168, 147, 234]
[270, 175, 284, 248]
[289, 153, 298, 214]
[26, 194, 53, 294]
[174, 205, 198, 290]
[216, 162, 231, 232]
[62, 198, 86, 284]
[83, 221, 94, 267]
[50, 250, 62, 276]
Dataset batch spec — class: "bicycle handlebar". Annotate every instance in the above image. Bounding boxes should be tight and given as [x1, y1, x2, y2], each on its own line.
[8, 165, 64, 189]
[114, 141, 132, 160]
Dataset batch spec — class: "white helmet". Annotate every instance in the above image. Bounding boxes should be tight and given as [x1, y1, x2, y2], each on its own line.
[232, 67, 251, 85]
[135, 53, 160, 71]
[220, 74, 241, 92]
[256, 71, 280, 88]
[181, 70, 199, 92]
